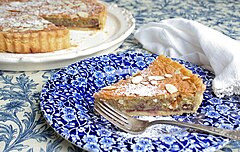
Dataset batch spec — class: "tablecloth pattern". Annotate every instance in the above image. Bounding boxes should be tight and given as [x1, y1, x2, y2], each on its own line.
[0, 0, 239, 151]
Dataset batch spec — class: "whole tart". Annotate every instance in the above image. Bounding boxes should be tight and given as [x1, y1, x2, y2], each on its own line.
[0, 0, 107, 53]
[93, 55, 206, 116]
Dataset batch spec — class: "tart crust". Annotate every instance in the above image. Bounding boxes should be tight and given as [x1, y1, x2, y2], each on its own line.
[0, 28, 70, 53]
[94, 55, 206, 116]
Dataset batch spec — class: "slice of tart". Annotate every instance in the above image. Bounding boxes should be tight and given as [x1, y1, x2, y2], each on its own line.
[93, 55, 206, 116]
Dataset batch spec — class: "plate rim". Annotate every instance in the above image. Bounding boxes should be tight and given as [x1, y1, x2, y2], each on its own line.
[40, 52, 231, 152]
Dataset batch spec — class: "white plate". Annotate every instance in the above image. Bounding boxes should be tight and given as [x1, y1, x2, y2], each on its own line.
[0, 3, 135, 71]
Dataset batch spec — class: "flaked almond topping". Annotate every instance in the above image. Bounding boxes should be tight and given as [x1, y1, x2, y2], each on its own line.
[77, 12, 88, 18]
[76, 2, 88, 10]
[165, 84, 178, 94]
[150, 80, 158, 85]
[141, 81, 149, 85]
[153, 99, 158, 103]
[182, 76, 190, 80]
[131, 75, 143, 84]
[21, 23, 32, 28]
[64, 1, 72, 5]
[18, 28, 30, 32]
[102, 86, 117, 90]
[148, 76, 165, 81]
[31, 26, 44, 31]
[42, 19, 51, 24]
[13, 22, 21, 27]
[164, 74, 173, 78]
[2, 27, 11, 32]
[118, 99, 124, 105]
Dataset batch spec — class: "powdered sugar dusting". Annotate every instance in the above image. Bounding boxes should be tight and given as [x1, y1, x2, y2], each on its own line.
[123, 84, 166, 96]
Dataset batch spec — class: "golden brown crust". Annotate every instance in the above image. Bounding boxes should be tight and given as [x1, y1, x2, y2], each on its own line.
[0, 28, 70, 53]
[94, 55, 206, 116]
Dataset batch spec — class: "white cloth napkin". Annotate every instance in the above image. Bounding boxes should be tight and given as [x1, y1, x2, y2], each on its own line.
[134, 18, 240, 98]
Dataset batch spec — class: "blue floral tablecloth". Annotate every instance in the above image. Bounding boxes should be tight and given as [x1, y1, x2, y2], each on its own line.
[0, 0, 239, 151]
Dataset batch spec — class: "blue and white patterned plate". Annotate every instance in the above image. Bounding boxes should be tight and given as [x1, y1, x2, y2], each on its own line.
[40, 52, 240, 152]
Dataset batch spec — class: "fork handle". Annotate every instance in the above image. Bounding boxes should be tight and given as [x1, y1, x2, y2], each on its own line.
[149, 120, 240, 140]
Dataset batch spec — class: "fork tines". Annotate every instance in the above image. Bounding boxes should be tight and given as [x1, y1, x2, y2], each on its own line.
[94, 102, 130, 130]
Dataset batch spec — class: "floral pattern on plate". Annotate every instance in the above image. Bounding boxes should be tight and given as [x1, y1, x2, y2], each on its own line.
[40, 52, 240, 152]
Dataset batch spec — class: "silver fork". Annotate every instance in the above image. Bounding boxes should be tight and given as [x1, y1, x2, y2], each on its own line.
[94, 101, 240, 140]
